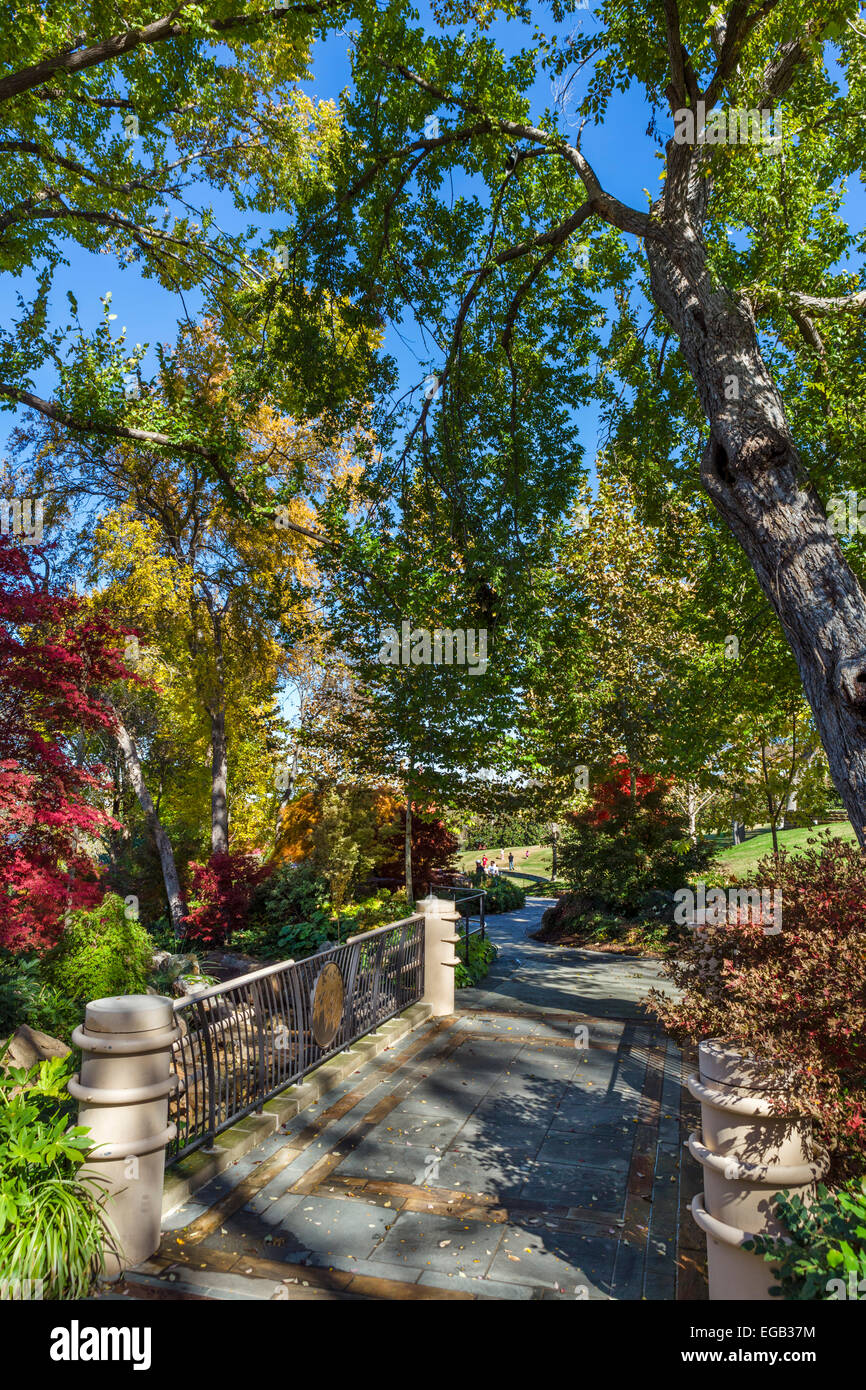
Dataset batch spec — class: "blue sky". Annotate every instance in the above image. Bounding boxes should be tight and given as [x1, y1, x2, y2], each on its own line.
[0, 5, 651, 475]
[1, 4, 862, 486]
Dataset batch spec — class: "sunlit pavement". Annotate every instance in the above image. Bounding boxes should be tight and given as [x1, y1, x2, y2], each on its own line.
[115, 899, 706, 1302]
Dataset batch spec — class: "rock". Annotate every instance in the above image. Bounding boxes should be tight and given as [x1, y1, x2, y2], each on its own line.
[5, 1024, 70, 1070]
[173, 974, 209, 998]
[198, 951, 261, 980]
[152, 952, 200, 983]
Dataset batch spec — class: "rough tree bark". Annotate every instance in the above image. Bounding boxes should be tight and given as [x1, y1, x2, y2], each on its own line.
[404, 753, 414, 906]
[645, 212, 866, 845]
[112, 711, 186, 935]
[209, 699, 229, 855]
[205, 607, 229, 855]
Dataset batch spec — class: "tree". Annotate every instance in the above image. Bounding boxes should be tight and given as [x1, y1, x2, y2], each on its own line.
[0, 1, 340, 550]
[310, 785, 382, 933]
[0, 536, 130, 949]
[265, 1, 866, 838]
[303, 507, 522, 904]
[22, 323, 321, 867]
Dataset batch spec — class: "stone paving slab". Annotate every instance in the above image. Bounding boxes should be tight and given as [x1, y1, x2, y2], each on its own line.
[370, 1208, 505, 1275]
[487, 1225, 616, 1297]
[132, 896, 705, 1302]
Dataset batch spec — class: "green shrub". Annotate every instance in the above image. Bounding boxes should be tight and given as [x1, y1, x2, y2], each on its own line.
[275, 911, 334, 958]
[0, 954, 85, 1044]
[237, 873, 412, 959]
[455, 934, 498, 987]
[0, 1049, 113, 1298]
[538, 899, 675, 954]
[242, 864, 330, 956]
[41, 894, 153, 1002]
[340, 890, 412, 935]
[467, 873, 526, 914]
[745, 1180, 866, 1300]
[558, 769, 714, 916]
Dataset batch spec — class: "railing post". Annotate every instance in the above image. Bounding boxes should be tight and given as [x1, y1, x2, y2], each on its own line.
[418, 896, 460, 1017]
[70, 994, 180, 1277]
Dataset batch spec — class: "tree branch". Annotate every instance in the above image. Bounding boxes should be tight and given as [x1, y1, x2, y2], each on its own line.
[749, 287, 866, 319]
[0, 4, 321, 106]
[386, 61, 652, 238]
[0, 380, 331, 547]
[661, 0, 687, 109]
[704, 1, 779, 108]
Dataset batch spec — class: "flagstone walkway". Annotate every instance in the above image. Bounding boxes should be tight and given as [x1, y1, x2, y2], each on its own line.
[119, 899, 707, 1302]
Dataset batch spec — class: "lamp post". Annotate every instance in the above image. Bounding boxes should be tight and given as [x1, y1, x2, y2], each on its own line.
[548, 822, 560, 881]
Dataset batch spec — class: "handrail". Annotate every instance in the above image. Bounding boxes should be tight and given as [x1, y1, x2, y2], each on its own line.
[426, 885, 487, 951]
[171, 956, 297, 1008]
[346, 913, 424, 945]
[167, 912, 425, 1165]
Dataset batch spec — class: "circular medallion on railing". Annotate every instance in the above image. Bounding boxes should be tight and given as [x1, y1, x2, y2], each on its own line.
[311, 962, 345, 1048]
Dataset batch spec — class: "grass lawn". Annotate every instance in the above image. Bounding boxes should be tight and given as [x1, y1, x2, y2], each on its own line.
[457, 844, 554, 877]
[712, 821, 857, 877]
[457, 823, 857, 888]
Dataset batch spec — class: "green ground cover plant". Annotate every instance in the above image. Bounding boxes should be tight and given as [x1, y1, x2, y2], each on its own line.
[0, 1050, 112, 1298]
[745, 1180, 866, 1300]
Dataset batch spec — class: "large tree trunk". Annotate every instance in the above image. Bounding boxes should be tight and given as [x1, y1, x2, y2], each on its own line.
[112, 712, 186, 935]
[646, 221, 866, 843]
[209, 699, 229, 855]
[207, 609, 229, 855]
[404, 792, 414, 907]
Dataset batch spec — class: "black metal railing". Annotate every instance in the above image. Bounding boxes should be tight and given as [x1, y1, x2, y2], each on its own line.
[167, 914, 425, 1165]
[428, 886, 486, 962]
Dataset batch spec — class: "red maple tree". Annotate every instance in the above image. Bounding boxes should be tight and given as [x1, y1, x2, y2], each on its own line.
[0, 537, 133, 950]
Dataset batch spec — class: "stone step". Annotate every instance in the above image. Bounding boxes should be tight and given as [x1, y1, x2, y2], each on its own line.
[124, 1263, 359, 1302]
[162, 1002, 435, 1216]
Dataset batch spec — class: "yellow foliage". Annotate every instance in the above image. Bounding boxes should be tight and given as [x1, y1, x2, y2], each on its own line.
[273, 786, 402, 866]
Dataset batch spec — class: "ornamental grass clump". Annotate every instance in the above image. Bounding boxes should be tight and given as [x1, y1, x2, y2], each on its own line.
[0, 1051, 114, 1298]
[645, 834, 866, 1179]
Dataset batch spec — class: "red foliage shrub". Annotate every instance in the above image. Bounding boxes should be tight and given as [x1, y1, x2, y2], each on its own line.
[374, 809, 458, 887]
[0, 537, 135, 950]
[646, 834, 866, 1176]
[558, 758, 711, 914]
[588, 756, 667, 824]
[181, 851, 271, 948]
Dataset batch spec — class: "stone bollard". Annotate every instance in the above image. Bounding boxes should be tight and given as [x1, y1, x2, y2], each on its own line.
[70, 995, 180, 1277]
[418, 896, 461, 1017]
[687, 1039, 827, 1300]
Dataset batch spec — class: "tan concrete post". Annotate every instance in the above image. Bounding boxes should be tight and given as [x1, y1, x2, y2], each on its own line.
[419, 896, 460, 1017]
[70, 994, 180, 1276]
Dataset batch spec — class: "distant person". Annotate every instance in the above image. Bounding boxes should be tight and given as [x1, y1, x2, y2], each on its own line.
[508, 852, 514, 870]
[475, 858, 482, 874]
[524, 848, 530, 860]
[489, 861, 499, 877]
[482, 855, 488, 871]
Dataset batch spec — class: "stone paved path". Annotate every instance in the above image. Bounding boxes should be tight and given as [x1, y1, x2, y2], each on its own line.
[121, 899, 707, 1302]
